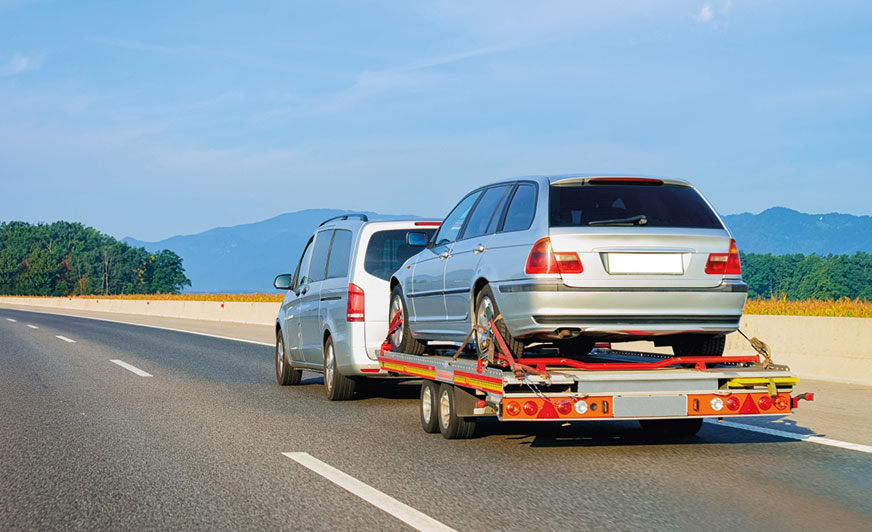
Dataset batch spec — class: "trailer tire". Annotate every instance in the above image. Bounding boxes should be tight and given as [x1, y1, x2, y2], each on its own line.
[276, 330, 302, 385]
[475, 284, 524, 359]
[639, 418, 703, 437]
[437, 384, 475, 439]
[324, 336, 355, 401]
[389, 284, 426, 355]
[420, 381, 440, 433]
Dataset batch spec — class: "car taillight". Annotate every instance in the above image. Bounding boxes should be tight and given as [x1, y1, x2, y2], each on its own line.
[525, 237, 583, 275]
[346, 283, 365, 322]
[705, 239, 742, 275]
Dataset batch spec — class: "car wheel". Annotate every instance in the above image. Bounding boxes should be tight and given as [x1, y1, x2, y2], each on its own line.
[388, 284, 426, 355]
[420, 381, 440, 433]
[557, 336, 595, 357]
[671, 334, 726, 357]
[324, 336, 355, 401]
[639, 418, 703, 437]
[437, 384, 475, 439]
[276, 329, 302, 385]
[474, 284, 524, 359]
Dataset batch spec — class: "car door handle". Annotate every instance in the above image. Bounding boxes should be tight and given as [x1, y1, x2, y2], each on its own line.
[474, 244, 486, 254]
[300, 286, 309, 295]
[440, 251, 451, 260]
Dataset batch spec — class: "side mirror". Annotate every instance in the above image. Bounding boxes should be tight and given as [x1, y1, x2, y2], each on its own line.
[273, 274, 292, 290]
[406, 231, 429, 247]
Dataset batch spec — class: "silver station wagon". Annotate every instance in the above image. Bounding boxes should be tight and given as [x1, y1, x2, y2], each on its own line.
[388, 174, 747, 358]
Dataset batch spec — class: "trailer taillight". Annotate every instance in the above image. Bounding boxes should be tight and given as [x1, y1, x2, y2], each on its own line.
[525, 237, 582, 275]
[557, 401, 573, 415]
[705, 239, 742, 275]
[757, 396, 772, 410]
[710, 397, 724, 411]
[346, 283, 365, 322]
[774, 396, 789, 410]
[726, 396, 740, 411]
[523, 401, 539, 416]
[505, 401, 521, 416]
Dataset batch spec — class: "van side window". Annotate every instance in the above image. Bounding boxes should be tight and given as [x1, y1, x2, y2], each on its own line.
[294, 238, 314, 289]
[461, 185, 511, 239]
[501, 183, 537, 232]
[326, 230, 353, 279]
[308, 231, 333, 282]
[434, 191, 482, 245]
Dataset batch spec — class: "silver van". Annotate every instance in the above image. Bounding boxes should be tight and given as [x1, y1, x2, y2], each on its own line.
[273, 214, 438, 400]
[388, 175, 747, 358]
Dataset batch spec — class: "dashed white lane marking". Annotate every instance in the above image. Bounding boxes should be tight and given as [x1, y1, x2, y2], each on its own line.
[6, 318, 16, 322]
[282, 452, 457, 532]
[56, 335, 76, 343]
[110, 359, 153, 377]
[26, 324, 39, 329]
[706, 419, 872, 454]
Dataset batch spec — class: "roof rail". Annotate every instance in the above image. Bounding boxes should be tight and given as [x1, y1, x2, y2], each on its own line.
[319, 213, 369, 226]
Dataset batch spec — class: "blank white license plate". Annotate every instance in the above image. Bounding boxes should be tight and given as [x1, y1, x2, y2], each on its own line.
[607, 253, 684, 274]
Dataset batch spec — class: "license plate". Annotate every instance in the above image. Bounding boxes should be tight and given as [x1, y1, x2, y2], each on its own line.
[613, 395, 687, 418]
[606, 253, 684, 274]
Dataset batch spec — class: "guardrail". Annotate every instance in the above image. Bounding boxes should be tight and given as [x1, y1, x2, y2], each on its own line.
[1, 296, 870, 386]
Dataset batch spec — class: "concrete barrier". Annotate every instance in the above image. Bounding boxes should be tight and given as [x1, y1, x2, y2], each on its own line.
[1, 296, 870, 385]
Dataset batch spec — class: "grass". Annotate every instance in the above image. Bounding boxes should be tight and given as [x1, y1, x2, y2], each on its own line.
[744, 297, 872, 318]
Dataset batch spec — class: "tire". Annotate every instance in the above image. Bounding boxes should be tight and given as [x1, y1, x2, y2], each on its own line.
[388, 284, 426, 355]
[437, 384, 476, 439]
[276, 329, 302, 385]
[420, 381, 440, 433]
[474, 284, 524, 359]
[639, 418, 703, 437]
[671, 334, 726, 357]
[558, 337, 595, 357]
[323, 336, 355, 401]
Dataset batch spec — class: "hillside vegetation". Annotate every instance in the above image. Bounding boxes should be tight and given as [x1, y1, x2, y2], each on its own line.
[0, 221, 191, 296]
[742, 252, 872, 300]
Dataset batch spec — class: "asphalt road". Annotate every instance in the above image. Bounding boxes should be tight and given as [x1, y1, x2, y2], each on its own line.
[2, 308, 871, 532]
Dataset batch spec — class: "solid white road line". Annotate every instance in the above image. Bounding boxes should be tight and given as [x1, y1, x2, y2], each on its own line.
[110, 359, 153, 377]
[282, 452, 457, 532]
[6, 318, 16, 322]
[26, 324, 39, 329]
[56, 335, 76, 343]
[0, 307, 273, 346]
[706, 419, 872, 454]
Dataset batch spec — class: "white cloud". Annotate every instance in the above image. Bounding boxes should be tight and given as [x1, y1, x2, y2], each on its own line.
[0, 52, 42, 76]
[694, 5, 714, 23]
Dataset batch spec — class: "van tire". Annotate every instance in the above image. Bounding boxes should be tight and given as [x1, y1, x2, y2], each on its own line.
[324, 336, 355, 401]
[276, 330, 302, 385]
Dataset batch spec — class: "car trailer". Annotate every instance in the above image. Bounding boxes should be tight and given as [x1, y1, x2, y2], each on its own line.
[378, 311, 814, 439]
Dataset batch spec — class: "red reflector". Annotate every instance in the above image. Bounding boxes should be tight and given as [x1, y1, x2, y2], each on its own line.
[505, 401, 521, 416]
[360, 368, 380, 373]
[346, 283, 365, 322]
[523, 401, 538, 416]
[475, 400, 486, 409]
[557, 401, 573, 415]
[757, 396, 772, 410]
[588, 177, 663, 185]
[726, 396, 740, 410]
[414, 221, 441, 226]
[594, 342, 611, 349]
[739, 395, 760, 414]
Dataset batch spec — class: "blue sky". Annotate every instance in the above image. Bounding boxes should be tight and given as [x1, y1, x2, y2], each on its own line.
[1, 0, 870, 241]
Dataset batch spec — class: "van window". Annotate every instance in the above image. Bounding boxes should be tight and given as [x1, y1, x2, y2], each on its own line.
[434, 191, 482, 245]
[294, 238, 314, 288]
[326, 230, 353, 279]
[365, 229, 437, 281]
[501, 183, 537, 232]
[462, 185, 512, 239]
[549, 183, 723, 229]
[308, 231, 333, 282]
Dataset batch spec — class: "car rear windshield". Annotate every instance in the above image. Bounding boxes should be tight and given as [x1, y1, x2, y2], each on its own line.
[549, 183, 723, 229]
[365, 229, 437, 280]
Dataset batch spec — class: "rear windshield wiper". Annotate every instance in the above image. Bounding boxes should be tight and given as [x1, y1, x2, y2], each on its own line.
[588, 214, 648, 226]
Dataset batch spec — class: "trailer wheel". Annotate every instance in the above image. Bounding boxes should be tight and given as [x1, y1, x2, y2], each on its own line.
[420, 381, 440, 433]
[389, 285, 426, 355]
[437, 384, 475, 439]
[639, 418, 703, 437]
[276, 329, 302, 385]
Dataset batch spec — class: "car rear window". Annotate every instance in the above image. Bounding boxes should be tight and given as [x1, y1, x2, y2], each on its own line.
[364, 229, 437, 280]
[549, 183, 723, 229]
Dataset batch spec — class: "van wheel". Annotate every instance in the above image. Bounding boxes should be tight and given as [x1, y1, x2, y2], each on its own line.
[276, 330, 302, 385]
[475, 284, 524, 359]
[388, 284, 426, 355]
[671, 334, 726, 357]
[437, 384, 475, 439]
[324, 336, 355, 401]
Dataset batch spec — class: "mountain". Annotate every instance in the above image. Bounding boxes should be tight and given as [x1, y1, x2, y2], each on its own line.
[123, 209, 422, 293]
[722, 207, 872, 255]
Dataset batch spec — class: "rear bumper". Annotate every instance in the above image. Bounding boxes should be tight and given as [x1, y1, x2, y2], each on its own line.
[494, 279, 746, 339]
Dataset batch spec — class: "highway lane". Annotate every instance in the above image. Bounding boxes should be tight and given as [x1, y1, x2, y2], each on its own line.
[1, 307, 871, 531]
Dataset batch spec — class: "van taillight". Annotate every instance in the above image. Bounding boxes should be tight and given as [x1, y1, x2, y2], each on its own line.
[346, 283, 365, 322]
[525, 237, 582, 275]
[705, 239, 742, 275]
